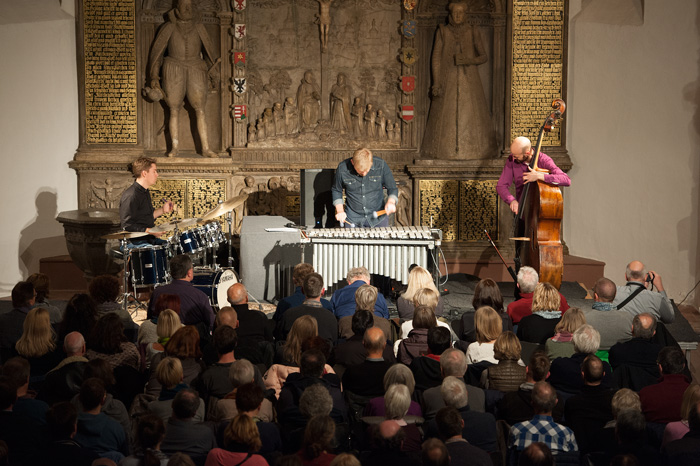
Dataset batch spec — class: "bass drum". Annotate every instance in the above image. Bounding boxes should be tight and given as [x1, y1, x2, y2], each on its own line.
[192, 268, 239, 310]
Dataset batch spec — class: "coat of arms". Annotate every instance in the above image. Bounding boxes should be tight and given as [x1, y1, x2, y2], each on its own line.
[234, 24, 246, 40]
[400, 105, 414, 122]
[233, 51, 246, 66]
[403, 0, 417, 10]
[233, 104, 247, 121]
[400, 76, 416, 94]
[400, 47, 418, 65]
[402, 20, 416, 39]
[232, 78, 247, 95]
[232, 0, 246, 11]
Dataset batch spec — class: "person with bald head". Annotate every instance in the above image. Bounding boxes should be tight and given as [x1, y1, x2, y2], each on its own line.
[362, 419, 421, 466]
[496, 136, 571, 215]
[341, 327, 393, 397]
[609, 313, 665, 391]
[226, 283, 273, 347]
[612, 260, 674, 323]
[582, 277, 634, 350]
[40, 331, 90, 405]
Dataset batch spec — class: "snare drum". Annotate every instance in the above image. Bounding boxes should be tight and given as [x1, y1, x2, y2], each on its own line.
[192, 268, 239, 309]
[130, 246, 169, 286]
[178, 229, 201, 254]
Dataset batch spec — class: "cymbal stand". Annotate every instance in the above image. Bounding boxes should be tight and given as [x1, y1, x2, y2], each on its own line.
[226, 210, 234, 269]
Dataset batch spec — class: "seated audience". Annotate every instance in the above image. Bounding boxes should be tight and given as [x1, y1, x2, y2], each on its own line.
[146, 309, 182, 370]
[32, 401, 98, 466]
[399, 288, 454, 340]
[361, 420, 421, 466]
[612, 261, 674, 323]
[337, 285, 392, 342]
[663, 384, 700, 447]
[27, 272, 62, 324]
[397, 266, 444, 321]
[139, 294, 181, 345]
[547, 324, 614, 395]
[206, 413, 269, 466]
[0, 377, 44, 465]
[434, 406, 492, 466]
[545, 307, 586, 360]
[13, 307, 64, 386]
[331, 266, 388, 319]
[507, 267, 568, 325]
[342, 327, 394, 397]
[147, 326, 206, 396]
[516, 283, 563, 344]
[396, 306, 437, 366]
[40, 331, 89, 405]
[608, 313, 664, 391]
[86, 312, 140, 371]
[226, 282, 273, 346]
[421, 438, 449, 466]
[484, 331, 526, 391]
[274, 315, 317, 367]
[277, 273, 338, 346]
[582, 277, 634, 350]
[639, 345, 690, 423]
[121, 413, 169, 466]
[518, 443, 554, 466]
[88, 274, 139, 342]
[410, 327, 452, 392]
[297, 415, 337, 466]
[148, 357, 205, 422]
[365, 363, 422, 417]
[379, 384, 424, 452]
[160, 388, 217, 465]
[0, 281, 35, 362]
[59, 293, 98, 344]
[274, 263, 332, 323]
[332, 309, 394, 368]
[589, 409, 662, 466]
[662, 401, 700, 466]
[214, 359, 274, 423]
[465, 306, 502, 365]
[1, 356, 49, 425]
[193, 325, 239, 408]
[457, 278, 513, 343]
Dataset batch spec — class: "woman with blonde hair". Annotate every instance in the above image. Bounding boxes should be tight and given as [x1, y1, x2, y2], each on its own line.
[399, 288, 456, 341]
[662, 384, 700, 446]
[145, 309, 182, 369]
[397, 266, 443, 320]
[15, 307, 63, 380]
[545, 307, 586, 360]
[457, 278, 513, 343]
[465, 306, 503, 364]
[484, 331, 526, 391]
[205, 414, 268, 466]
[516, 282, 563, 344]
[146, 325, 205, 396]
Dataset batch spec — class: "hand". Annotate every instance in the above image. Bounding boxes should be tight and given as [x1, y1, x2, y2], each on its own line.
[335, 211, 347, 224]
[385, 201, 397, 215]
[522, 166, 544, 184]
[431, 85, 442, 98]
[150, 79, 161, 90]
[163, 200, 174, 214]
[509, 200, 519, 214]
[648, 270, 664, 291]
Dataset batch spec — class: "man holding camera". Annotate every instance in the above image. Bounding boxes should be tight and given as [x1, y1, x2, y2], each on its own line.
[612, 260, 675, 323]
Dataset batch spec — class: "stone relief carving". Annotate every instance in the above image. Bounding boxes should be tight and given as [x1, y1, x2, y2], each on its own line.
[396, 183, 413, 227]
[88, 179, 132, 209]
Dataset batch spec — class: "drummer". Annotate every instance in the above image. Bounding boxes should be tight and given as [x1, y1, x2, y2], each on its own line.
[119, 157, 174, 247]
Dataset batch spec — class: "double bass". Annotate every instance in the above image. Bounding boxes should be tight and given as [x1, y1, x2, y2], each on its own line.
[511, 99, 566, 289]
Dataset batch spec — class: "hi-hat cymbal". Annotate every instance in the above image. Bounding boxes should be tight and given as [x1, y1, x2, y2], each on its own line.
[150, 217, 201, 233]
[101, 230, 150, 240]
[199, 194, 249, 222]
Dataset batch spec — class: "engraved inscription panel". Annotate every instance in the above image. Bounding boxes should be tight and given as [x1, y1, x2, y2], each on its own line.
[83, 0, 137, 144]
[419, 180, 459, 242]
[511, 0, 564, 145]
[459, 180, 498, 242]
[150, 180, 187, 225]
[151, 180, 226, 225]
[286, 195, 301, 217]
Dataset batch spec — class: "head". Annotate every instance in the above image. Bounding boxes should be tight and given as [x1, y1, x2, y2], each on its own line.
[226, 283, 248, 306]
[435, 406, 464, 439]
[175, 0, 195, 20]
[427, 326, 451, 355]
[422, 438, 450, 466]
[413, 305, 438, 330]
[517, 266, 539, 294]
[625, 261, 647, 282]
[439, 348, 467, 377]
[90, 312, 126, 354]
[292, 263, 315, 287]
[554, 307, 586, 334]
[215, 306, 238, 329]
[384, 363, 416, 393]
[165, 326, 203, 359]
[46, 402, 78, 441]
[372, 420, 404, 452]
[283, 315, 318, 366]
[303, 70, 315, 83]
[88, 275, 120, 304]
[355, 284, 378, 312]
[572, 324, 601, 354]
[582, 354, 605, 385]
[299, 384, 333, 418]
[224, 413, 262, 452]
[172, 388, 201, 420]
[1, 357, 30, 394]
[472, 278, 504, 312]
[64, 331, 86, 356]
[527, 350, 551, 382]
[329, 453, 361, 466]
[531, 381, 557, 415]
[632, 313, 657, 339]
[26, 273, 50, 302]
[299, 348, 326, 378]
[441, 376, 469, 409]
[301, 415, 336, 460]
[611, 389, 641, 419]
[474, 306, 503, 343]
[350, 309, 374, 337]
[170, 255, 193, 281]
[235, 382, 264, 414]
[131, 157, 158, 187]
[302, 335, 332, 361]
[493, 331, 522, 361]
[615, 409, 647, 444]
[229, 359, 255, 389]
[447, 2, 467, 26]
[155, 357, 183, 390]
[337, 73, 346, 85]
[167, 453, 196, 466]
[79, 377, 106, 411]
[244, 175, 255, 187]
[680, 384, 700, 422]
[213, 324, 238, 357]
[384, 383, 411, 419]
[531, 282, 561, 312]
[351, 149, 373, 176]
[657, 346, 686, 375]
[11, 281, 34, 308]
[153, 293, 181, 317]
[510, 136, 533, 164]
[84, 358, 116, 387]
[519, 442, 554, 466]
[303, 273, 324, 299]
[156, 309, 182, 340]
[15, 307, 55, 358]
[135, 413, 165, 451]
[403, 266, 438, 303]
[363, 326, 386, 356]
[413, 287, 440, 311]
[593, 277, 617, 302]
[346, 266, 370, 284]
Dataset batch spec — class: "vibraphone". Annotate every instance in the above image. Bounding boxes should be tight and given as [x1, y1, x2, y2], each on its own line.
[302, 226, 442, 288]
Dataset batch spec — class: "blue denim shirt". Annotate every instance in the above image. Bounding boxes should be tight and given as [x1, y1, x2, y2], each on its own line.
[331, 157, 398, 227]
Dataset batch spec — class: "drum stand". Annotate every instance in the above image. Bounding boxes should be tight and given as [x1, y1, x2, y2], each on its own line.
[225, 210, 235, 269]
[117, 238, 147, 317]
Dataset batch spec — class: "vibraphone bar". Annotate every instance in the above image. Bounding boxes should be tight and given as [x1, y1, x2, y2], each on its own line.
[302, 226, 442, 288]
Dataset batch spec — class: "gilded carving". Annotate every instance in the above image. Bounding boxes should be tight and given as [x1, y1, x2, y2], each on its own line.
[419, 180, 459, 242]
[459, 180, 498, 241]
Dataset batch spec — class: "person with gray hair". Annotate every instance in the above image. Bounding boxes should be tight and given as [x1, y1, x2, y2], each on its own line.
[213, 359, 274, 423]
[507, 266, 569, 325]
[548, 325, 614, 395]
[612, 260, 674, 323]
[331, 266, 389, 319]
[364, 364, 422, 417]
[40, 331, 89, 405]
[423, 376, 497, 453]
[608, 313, 664, 391]
[300, 383, 333, 418]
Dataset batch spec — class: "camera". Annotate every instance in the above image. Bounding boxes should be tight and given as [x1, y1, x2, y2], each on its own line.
[645, 272, 655, 284]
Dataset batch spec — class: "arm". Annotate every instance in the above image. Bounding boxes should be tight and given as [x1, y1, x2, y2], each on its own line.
[331, 162, 347, 222]
[537, 154, 571, 186]
[380, 160, 398, 214]
[496, 158, 517, 206]
[148, 23, 174, 87]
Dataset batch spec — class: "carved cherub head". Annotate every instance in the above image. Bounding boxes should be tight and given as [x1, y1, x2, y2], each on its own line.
[268, 177, 280, 190]
[244, 176, 255, 187]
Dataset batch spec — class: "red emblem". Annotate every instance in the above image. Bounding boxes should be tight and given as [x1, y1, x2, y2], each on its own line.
[233, 51, 246, 65]
[232, 0, 246, 11]
[400, 76, 415, 94]
[400, 105, 414, 122]
[233, 105, 247, 121]
[234, 24, 246, 40]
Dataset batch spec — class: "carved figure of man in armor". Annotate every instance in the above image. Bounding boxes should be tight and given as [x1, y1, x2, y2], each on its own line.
[296, 70, 321, 132]
[330, 73, 352, 134]
[148, 0, 220, 158]
[421, 2, 496, 160]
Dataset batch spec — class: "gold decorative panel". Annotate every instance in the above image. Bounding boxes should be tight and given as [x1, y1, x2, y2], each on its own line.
[511, 0, 565, 145]
[83, 0, 137, 144]
[459, 180, 499, 242]
[419, 180, 459, 242]
[151, 179, 226, 225]
[286, 195, 301, 217]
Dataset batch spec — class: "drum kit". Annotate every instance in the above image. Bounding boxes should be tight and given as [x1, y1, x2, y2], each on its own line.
[103, 194, 248, 312]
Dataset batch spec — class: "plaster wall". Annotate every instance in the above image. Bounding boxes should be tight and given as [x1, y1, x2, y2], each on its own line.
[566, 0, 700, 305]
[0, 17, 78, 296]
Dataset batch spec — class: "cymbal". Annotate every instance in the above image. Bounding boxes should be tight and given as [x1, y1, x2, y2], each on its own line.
[101, 230, 149, 240]
[150, 217, 201, 233]
[199, 194, 249, 222]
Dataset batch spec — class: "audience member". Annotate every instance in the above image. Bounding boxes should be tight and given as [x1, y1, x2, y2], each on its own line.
[397, 266, 444, 321]
[146, 309, 182, 370]
[274, 315, 317, 367]
[297, 415, 337, 465]
[377, 383, 423, 452]
[147, 326, 206, 396]
[582, 277, 634, 350]
[278, 273, 338, 345]
[361, 420, 421, 466]
[331, 267, 388, 319]
[516, 283, 563, 344]
[342, 327, 394, 397]
[484, 331, 526, 391]
[86, 312, 140, 371]
[148, 357, 205, 422]
[662, 384, 700, 446]
[332, 309, 394, 367]
[214, 359, 274, 423]
[337, 285, 392, 341]
[662, 401, 700, 465]
[465, 306, 502, 365]
[506, 267, 568, 325]
[59, 293, 98, 343]
[518, 442, 553, 466]
[0, 376, 44, 466]
[639, 345, 690, 423]
[40, 331, 89, 404]
[193, 325, 239, 408]
[612, 261, 674, 323]
[400, 288, 455, 340]
[13, 307, 64, 385]
[226, 283, 273, 346]
[396, 306, 437, 366]
[160, 388, 217, 466]
[88, 274, 139, 341]
[1, 356, 49, 425]
[588, 409, 662, 466]
[0, 281, 36, 362]
[608, 313, 664, 391]
[545, 307, 586, 360]
[421, 438, 450, 466]
[140, 294, 181, 345]
[32, 401, 98, 466]
[410, 327, 452, 391]
[434, 406, 492, 466]
[121, 413, 169, 466]
[274, 263, 332, 322]
[365, 364, 422, 417]
[27, 272, 62, 324]
[457, 278, 513, 343]
[205, 413, 269, 466]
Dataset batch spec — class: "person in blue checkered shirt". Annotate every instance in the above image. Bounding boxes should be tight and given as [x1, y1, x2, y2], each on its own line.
[508, 381, 578, 453]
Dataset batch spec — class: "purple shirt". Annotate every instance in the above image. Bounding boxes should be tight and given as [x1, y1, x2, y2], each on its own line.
[496, 152, 571, 205]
